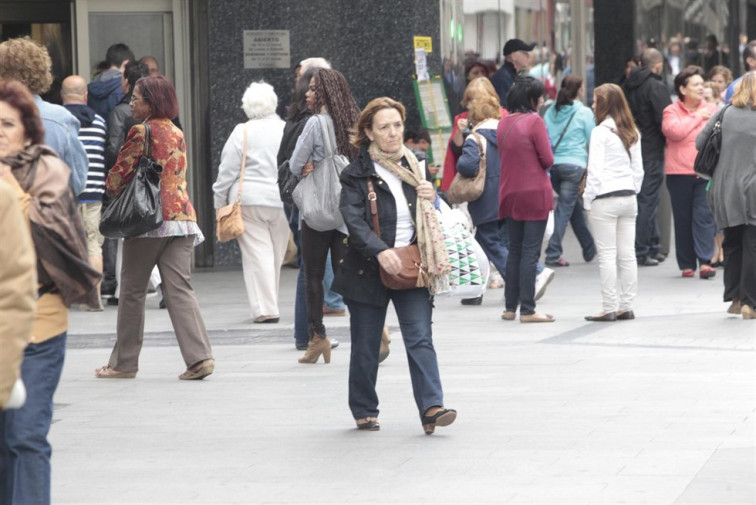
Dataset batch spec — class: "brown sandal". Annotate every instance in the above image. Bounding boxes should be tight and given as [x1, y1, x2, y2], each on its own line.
[94, 365, 136, 379]
[178, 359, 215, 380]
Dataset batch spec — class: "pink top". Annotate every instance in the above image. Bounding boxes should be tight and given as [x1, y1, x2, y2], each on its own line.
[662, 99, 717, 176]
[497, 112, 554, 220]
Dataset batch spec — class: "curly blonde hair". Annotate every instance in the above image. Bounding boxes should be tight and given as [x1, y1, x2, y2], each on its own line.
[0, 37, 53, 95]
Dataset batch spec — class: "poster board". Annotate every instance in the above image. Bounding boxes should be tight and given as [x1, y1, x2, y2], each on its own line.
[412, 77, 453, 178]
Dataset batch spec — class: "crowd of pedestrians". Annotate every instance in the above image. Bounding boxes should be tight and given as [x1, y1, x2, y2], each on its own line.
[1, 32, 755, 505]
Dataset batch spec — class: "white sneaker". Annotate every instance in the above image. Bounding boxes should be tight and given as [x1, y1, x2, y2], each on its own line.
[534, 267, 555, 301]
[488, 269, 504, 289]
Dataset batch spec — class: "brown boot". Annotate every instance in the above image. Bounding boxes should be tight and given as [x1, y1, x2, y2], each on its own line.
[298, 335, 332, 364]
[379, 325, 390, 363]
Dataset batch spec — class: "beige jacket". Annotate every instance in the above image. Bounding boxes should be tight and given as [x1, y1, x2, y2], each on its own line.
[0, 177, 37, 409]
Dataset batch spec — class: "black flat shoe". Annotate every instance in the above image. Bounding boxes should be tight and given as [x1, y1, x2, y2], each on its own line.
[616, 310, 635, 320]
[584, 312, 617, 322]
[355, 417, 380, 431]
[421, 408, 457, 435]
[460, 296, 483, 305]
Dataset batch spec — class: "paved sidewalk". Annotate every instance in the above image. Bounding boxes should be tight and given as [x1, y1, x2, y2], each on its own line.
[54, 236, 755, 504]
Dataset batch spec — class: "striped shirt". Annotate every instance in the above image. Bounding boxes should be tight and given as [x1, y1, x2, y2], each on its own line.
[77, 113, 108, 202]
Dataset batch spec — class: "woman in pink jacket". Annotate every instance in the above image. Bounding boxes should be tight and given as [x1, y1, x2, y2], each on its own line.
[662, 66, 718, 279]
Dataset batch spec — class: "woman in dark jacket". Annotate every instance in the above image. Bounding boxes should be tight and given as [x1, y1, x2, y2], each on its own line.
[334, 97, 456, 435]
[456, 80, 508, 299]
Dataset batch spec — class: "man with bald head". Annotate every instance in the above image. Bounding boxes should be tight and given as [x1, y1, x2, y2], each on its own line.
[62, 75, 108, 310]
[623, 48, 673, 267]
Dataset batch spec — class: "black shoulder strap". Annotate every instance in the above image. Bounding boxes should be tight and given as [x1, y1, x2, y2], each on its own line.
[552, 109, 578, 152]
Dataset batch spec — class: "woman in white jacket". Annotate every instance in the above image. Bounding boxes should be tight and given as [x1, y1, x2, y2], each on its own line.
[213, 81, 288, 323]
[583, 84, 644, 322]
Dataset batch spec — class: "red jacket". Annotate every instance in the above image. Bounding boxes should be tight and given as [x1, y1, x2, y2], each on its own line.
[497, 112, 554, 221]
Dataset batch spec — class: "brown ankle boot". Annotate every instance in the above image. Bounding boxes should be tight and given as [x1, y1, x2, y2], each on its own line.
[298, 335, 332, 364]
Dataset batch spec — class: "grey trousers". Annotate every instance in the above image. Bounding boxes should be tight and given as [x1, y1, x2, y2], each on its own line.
[108, 235, 213, 372]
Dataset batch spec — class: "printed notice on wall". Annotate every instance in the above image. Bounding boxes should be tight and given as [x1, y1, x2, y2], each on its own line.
[243, 30, 290, 69]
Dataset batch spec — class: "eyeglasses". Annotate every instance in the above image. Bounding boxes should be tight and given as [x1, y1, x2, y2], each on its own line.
[129, 95, 146, 103]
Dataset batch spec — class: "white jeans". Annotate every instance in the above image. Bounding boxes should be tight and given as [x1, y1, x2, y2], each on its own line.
[237, 205, 289, 319]
[587, 196, 638, 313]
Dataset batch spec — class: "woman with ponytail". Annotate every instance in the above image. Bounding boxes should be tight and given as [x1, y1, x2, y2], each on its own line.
[543, 75, 597, 267]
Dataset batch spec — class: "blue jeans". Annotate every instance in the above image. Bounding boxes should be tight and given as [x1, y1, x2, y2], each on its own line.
[635, 158, 664, 259]
[0, 332, 67, 505]
[666, 175, 716, 270]
[346, 289, 444, 420]
[505, 219, 548, 315]
[546, 164, 596, 262]
[323, 252, 345, 311]
[475, 220, 508, 280]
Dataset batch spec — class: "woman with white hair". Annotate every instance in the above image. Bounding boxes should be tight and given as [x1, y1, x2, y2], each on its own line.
[213, 81, 288, 323]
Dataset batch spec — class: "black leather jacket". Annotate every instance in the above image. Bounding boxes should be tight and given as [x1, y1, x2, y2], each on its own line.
[332, 147, 421, 306]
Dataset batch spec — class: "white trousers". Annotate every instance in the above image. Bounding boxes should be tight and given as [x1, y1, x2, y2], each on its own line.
[236, 205, 290, 319]
[587, 196, 638, 313]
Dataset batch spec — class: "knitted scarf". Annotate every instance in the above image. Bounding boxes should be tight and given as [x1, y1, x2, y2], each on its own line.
[368, 143, 450, 294]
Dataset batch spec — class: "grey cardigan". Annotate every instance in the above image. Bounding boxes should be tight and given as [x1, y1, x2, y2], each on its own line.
[696, 106, 756, 229]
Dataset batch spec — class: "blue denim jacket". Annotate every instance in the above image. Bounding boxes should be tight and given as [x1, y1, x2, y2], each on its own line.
[34, 96, 89, 195]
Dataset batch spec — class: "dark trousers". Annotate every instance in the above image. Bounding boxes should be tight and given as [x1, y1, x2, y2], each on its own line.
[666, 175, 716, 270]
[0, 332, 66, 505]
[285, 206, 309, 346]
[505, 218, 547, 315]
[546, 164, 596, 262]
[474, 220, 509, 280]
[345, 288, 443, 420]
[101, 237, 118, 293]
[299, 221, 347, 338]
[635, 158, 664, 259]
[722, 225, 756, 306]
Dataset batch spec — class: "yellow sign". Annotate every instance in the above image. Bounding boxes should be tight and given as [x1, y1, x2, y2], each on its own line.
[413, 36, 432, 54]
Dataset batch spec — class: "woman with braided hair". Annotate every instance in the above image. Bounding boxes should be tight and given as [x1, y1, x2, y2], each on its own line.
[289, 68, 360, 364]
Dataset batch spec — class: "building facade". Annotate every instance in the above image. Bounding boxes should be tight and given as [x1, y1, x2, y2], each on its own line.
[1, 0, 751, 266]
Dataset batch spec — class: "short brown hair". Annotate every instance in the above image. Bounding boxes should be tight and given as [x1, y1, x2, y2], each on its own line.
[674, 65, 704, 100]
[351, 97, 406, 149]
[135, 75, 179, 119]
[0, 37, 53, 95]
[0, 79, 45, 146]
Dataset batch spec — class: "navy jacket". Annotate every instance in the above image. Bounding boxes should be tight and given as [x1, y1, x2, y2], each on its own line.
[490, 62, 517, 108]
[88, 75, 123, 120]
[456, 123, 500, 226]
[333, 148, 421, 306]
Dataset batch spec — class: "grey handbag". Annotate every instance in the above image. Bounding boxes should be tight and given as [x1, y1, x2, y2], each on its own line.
[292, 115, 348, 231]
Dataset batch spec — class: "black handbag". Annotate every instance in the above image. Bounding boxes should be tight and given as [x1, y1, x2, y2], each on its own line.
[277, 159, 300, 206]
[99, 123, 164, 238]
[694, 105, 729, 180]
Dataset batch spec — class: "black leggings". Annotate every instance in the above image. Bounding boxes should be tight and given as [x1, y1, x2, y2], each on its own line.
[300, 221, 348, 338]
